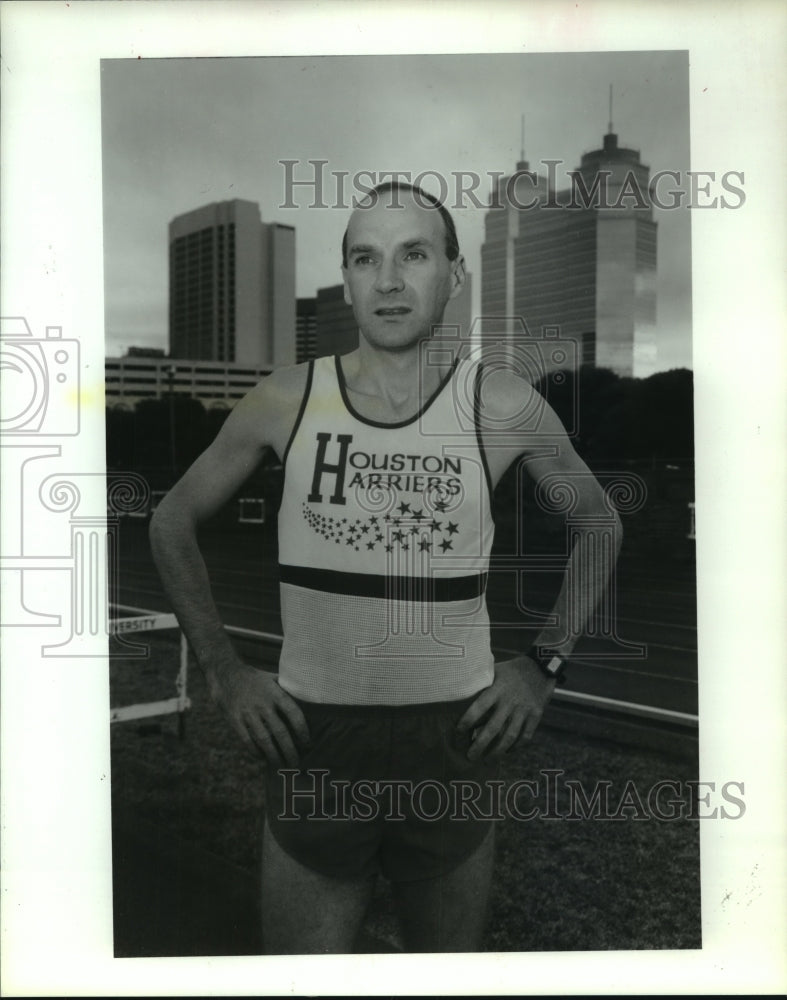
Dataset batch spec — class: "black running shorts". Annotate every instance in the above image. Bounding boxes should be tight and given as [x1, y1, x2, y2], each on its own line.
[264, 696, 500, 882]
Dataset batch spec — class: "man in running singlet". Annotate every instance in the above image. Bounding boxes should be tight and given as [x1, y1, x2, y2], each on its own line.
[150, 181, 620, 953]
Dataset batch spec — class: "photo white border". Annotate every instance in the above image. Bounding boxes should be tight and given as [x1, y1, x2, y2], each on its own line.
[2, 0, 785, 995]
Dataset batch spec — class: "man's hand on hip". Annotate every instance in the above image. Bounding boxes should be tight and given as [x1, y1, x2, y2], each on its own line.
[208, 660, 311, 768]
[456, 656, 556, 761]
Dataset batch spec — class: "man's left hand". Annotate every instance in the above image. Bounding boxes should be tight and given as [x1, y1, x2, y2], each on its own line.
[456, 656, 557, 760]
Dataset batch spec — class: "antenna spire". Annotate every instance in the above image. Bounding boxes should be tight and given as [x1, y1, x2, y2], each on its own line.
[608, 84, 614, 133]
[520, 113, 525, 161]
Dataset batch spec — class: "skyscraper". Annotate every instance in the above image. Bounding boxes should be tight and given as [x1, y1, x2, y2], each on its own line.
[481, 126, 657, 377]
[315, 284, 358, 358]
[168, 199, 295, 367]
[296, 297, 317, 363]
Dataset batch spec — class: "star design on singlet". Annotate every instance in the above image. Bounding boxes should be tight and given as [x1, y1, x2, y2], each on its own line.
[301, 501, 462, 560]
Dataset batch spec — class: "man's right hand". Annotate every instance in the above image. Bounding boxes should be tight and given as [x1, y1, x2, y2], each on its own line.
[207, 660, 311, 768]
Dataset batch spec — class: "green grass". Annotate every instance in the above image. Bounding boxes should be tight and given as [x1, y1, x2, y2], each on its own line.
[110, 634, 701, 953]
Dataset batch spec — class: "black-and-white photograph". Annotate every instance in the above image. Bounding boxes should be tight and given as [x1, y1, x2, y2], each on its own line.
[102, 51, 701, 956]
[2, 2, 785, 995]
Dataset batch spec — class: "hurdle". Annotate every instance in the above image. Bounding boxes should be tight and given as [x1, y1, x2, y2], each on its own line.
[109, 603, 190, 737]
[238, 497, 266, 524]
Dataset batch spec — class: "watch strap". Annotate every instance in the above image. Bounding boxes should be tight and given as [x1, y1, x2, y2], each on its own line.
[526, 645, 568, 685]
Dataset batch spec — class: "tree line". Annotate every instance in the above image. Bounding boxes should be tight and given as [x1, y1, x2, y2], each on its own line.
[106, 366, 695, 558]
[106, 366, 693, 480]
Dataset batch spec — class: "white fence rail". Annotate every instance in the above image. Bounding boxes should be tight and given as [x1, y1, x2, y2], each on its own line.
[110, 604, 190, 733]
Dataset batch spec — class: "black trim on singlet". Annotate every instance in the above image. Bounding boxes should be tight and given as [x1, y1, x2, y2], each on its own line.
[279, 563, 488, 602]
[334, 353, 460, 429]
[473, 360, 495, 503]
[281, 359, 314, 470]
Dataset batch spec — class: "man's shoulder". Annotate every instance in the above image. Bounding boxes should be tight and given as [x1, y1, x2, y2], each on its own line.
[241, 360, 313, 414]
[224, 362, 313, 455]
[476, 364, 543, 428]
[260, 359, 313, 393]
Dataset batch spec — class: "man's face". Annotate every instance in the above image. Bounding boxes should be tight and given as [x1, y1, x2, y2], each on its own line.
[342, 192, 465, 352]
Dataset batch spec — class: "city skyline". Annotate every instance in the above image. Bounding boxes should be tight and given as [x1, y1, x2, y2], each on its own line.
[168, 199, 296, 366]
[481, 130, 658, 378]
[101, 51, 692, 372]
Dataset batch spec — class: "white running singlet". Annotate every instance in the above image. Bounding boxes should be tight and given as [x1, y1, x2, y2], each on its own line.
[277, 353, 495, 705]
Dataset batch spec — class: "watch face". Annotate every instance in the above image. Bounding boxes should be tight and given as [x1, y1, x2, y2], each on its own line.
[546, 655, 564, 675]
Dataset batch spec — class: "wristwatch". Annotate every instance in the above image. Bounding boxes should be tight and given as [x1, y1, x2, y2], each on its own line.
[526, 645, 568, 685]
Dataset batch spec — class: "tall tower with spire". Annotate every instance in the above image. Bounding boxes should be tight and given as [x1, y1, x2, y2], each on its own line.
[480, 115, 549, 334]
[480, 104, 658, 377]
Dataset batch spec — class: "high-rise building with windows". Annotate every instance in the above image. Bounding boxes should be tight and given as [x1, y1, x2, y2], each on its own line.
[315, 284, 357, 358]
[168, 199, 295, 367]
[481, 128, 657, 377]
[296, 297, 317, 363]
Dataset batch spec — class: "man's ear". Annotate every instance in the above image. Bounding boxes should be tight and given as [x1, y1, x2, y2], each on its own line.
[448, 254, 466, 300]
[342, 267, 353, 306]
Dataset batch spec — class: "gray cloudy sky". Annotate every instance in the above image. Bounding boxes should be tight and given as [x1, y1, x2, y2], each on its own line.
[101, 50, 691, 369]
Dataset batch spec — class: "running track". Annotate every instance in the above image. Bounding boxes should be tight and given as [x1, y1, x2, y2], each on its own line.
[114, 519, 698, 717]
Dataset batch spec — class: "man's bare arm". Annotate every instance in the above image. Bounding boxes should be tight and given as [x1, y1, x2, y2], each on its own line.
[149, 366, 310, 765]
[515, 400, 623, 661]
[458, 368, 622, 757]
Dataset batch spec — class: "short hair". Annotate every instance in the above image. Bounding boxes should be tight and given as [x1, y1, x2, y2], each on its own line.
[341, 181, 460, 267]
